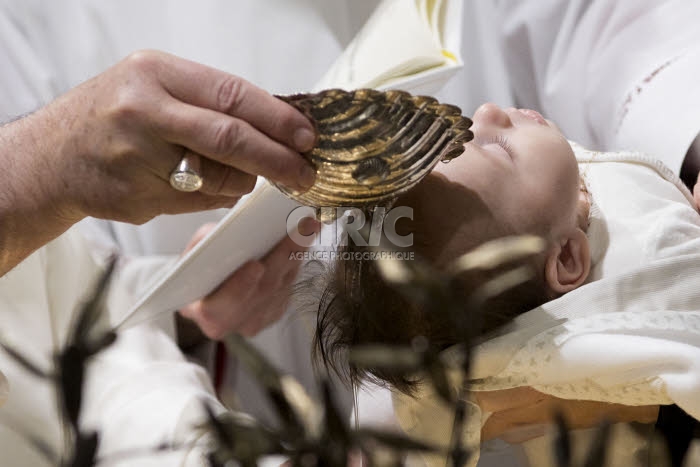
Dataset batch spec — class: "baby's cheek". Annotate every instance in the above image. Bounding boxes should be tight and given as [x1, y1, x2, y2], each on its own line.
[521, 182, 568, 229]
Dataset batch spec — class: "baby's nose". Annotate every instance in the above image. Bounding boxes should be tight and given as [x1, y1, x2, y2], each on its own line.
[472, 103, 512, 128]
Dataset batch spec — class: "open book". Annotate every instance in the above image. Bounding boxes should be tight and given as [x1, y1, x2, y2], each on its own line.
[315, 0, 463, 95]
[112, 0, 464, 329]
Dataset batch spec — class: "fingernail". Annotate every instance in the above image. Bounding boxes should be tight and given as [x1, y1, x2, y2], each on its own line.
[298, 164, 317, 191]
[294, 128, 316, 152]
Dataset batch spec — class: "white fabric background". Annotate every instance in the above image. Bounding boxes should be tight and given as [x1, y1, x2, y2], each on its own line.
[2, 1, 700, 466]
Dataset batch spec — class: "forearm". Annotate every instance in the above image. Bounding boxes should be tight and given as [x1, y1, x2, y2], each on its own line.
[0, 49, 319, 276]
[0, 109, 82, 276]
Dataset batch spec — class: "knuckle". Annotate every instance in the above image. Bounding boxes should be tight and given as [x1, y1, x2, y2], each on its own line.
[209, 167, 233, 196]
[195, 311, 225, 340]
[110, 88, 144, 122]
[187, 301, 207, 320]
[123, 49, 161, 73]
[178, 304, 195, 319]
[193, 301, 219, 326]
[110, 51, 163, 123]
[216, 76, 245, 114]
[212, 119, 243, 156]
[275, 106, 301, 135]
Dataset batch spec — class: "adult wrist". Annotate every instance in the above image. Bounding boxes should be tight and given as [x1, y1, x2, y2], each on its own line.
[0, 110, 83, 275]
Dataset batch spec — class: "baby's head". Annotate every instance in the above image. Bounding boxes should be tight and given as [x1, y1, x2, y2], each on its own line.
[313, 103, 591, 393]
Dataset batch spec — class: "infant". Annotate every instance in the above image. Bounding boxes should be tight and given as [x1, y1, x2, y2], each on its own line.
[305, 102, 700, 466]
[312, 102, 593, 393]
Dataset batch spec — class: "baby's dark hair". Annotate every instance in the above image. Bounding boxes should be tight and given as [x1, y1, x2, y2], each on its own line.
[308, 225, 552, 395]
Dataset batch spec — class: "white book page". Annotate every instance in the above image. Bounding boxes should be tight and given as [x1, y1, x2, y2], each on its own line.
[316, 0, 462, 94]
[439, 0, 463, 62]
[315, 0, 448, 91]
[417, 0, 445, 47]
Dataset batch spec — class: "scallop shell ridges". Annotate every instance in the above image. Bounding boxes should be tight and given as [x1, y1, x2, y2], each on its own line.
[276, 88, 474, 213]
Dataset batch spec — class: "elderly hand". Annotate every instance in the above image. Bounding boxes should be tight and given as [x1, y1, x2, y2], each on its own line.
[475, 387, 659, 444]
[0, 50, 317, 275]
[178, 217, 319, 342]
[50, 50, 317, 221]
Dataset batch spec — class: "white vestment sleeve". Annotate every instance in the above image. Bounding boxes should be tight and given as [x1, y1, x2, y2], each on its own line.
[81, 322, 222, 466]
[0, 227, 223, 465]
[495, 0, 700, 172]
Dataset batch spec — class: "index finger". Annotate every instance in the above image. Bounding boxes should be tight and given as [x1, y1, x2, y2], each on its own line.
[150, 51, 317, 152]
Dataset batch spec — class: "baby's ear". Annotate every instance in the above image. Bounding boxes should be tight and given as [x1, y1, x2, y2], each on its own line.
[544, 229, 590, 295]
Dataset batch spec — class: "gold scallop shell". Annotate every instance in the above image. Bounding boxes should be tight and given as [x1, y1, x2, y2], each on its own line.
[276, 89, 473, 220]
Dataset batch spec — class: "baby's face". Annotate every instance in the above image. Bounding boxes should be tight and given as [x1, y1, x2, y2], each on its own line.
[433, 103, 580, 236]
[395, 103, 580, 266]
